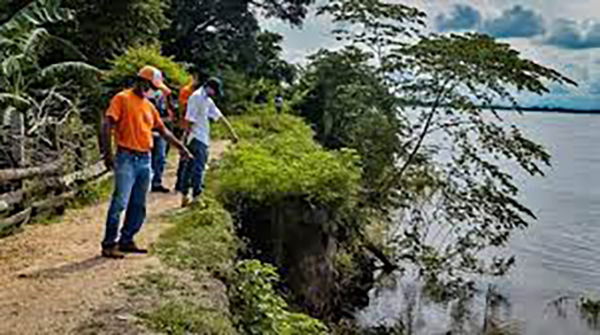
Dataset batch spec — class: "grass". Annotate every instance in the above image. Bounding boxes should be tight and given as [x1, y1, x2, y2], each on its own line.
[141, 301, 236, 335]
[154, 195, 239, 275]
[70, 175, 114, 208]
[125, 270, 236, 335]
[125, 195, 240, 335]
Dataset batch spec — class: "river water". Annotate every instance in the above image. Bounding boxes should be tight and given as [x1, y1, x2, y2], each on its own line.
[358, 112, 600, 334]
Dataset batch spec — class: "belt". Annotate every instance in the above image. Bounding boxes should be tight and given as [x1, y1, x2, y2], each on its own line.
[117, 146, 151, 156]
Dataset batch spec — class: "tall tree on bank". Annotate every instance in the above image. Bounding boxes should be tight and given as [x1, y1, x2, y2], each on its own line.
[303, 0, 577, 305]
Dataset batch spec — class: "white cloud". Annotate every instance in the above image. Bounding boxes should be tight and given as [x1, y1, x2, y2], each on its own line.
[260, 0, 600, 108]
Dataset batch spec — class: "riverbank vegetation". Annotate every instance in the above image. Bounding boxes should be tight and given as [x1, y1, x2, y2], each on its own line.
[0, 0, 577, 333]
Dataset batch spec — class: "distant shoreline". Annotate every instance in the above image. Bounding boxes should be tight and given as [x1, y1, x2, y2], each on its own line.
[409, 103, 600, 114]
[490, 106, 600, 114]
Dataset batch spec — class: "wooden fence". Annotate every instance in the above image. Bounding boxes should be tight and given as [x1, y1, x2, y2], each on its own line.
[0, 161, 109, 237]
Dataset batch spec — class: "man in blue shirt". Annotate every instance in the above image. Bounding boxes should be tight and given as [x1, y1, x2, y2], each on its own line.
[175, 77, 238, 207]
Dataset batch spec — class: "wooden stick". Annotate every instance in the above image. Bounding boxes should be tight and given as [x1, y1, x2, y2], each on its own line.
[61, 161, 106, 187]
[0, 159, 63, 183]
[32, 191, 77, 213]
[0, 189, 24, 217]
[0, 207, 32, 237]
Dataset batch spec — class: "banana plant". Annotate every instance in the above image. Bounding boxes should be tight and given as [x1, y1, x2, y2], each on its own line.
[0, 0, 100, 168]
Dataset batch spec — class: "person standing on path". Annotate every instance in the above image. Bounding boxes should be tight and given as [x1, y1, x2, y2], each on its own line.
[175, 77, 238, 207]
[101, 66, 193, 259]
[175, 65, 202, 193]
[149, 89, 175, 193]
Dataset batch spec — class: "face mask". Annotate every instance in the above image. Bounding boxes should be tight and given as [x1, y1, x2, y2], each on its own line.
[143, 88, 157, 99]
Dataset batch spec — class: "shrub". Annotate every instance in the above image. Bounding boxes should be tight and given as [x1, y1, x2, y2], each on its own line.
[215, 113, 361, 210]
[212, 110, 314, 141]
[229, 260, 329, 335]
[219, 69, 282, 114]
[104, 44, 190, 91]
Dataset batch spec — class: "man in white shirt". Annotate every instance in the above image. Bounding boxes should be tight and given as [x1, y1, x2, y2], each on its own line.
[175, 77, 238, 206]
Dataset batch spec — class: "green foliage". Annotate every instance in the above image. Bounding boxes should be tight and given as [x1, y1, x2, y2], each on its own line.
[57, 114, 100, 171]
[293, 47, 404, 207]
[0, 0, 74, 36]
[319, 0, 577, 303]
[385, 32, 575, 298]
[127, 271, 237, 335]
[54, 0, 169, 66]
[253, 31, 296, 83]
[162, 0, 300, 84]
[213, 112, 314, 143]
[318, 0, 426, 65]
[0, 0, 99, 168]
[141, 300, 236, 335]
[155, 196, 238, 274]
[105, 44, 190, 91]
[72, 176, 113, 208]
[215, 113, 361, 212]
[229, 260, 329, 335]
[218, 69, 283, 114]
[161, 0, 259, 73]
[579, 297, 600, 329]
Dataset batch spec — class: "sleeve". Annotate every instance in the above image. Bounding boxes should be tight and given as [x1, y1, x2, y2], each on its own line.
[152, 104, 165, 130]
[185, 95, 200, 123]
[208, 99, 222, 121]
[106, 94, 124, 122]
[179, 87, 192, 120]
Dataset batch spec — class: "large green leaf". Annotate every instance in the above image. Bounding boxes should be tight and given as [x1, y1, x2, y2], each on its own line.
[39, 61, 101, 81]
[0, 0, 74, 35]
[22, 28, 86, 60]
[0, 93, 32, 107]
[1, 105, 17, 128]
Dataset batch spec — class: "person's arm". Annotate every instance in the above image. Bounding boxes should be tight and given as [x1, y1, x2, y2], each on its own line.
[151, 103, 193, 160]
[209, 102, 239, 143]
[165, 94, 176, 122]
[101, 116, 116, 170]
[101, 95, 124, 170]
[157, 126, 193, 159]
[220, 115, 239, 143]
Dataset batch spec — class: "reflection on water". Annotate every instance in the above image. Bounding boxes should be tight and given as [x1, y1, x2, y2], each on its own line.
[359, 112, 600, 334]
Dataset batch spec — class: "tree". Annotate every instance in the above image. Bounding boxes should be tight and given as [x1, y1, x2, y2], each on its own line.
[293, 47, 403, 207]
[162, 0, 259, 72]
[386, 32, 575, 300]
[253, 31, 296, 83]
[161, 0, 311, 74]
[313, 0, 577, 304]
[254, 0, 315, 26]
[318, 0, 426, 67]
[52, 0, 168, 67]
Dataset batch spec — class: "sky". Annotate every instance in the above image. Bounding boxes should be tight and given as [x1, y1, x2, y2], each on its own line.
[261, 0, 600, 110]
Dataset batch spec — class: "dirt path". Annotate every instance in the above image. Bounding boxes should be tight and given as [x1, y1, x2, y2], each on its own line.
[0, 141, 228, 335]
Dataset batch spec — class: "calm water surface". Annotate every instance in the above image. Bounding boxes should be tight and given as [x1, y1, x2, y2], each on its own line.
[359, 112, 600, 334]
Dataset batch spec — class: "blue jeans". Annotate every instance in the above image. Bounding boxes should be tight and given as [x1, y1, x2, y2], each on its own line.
[175, 138, 208, 197]
[102, 150, 151, 248]
[151, 134, 167, 188]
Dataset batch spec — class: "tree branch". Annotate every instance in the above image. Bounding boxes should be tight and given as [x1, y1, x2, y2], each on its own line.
[382, 78, 454, 192]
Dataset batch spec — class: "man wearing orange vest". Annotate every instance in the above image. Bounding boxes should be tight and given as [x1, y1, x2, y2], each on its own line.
[100, 66, 192, 259]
